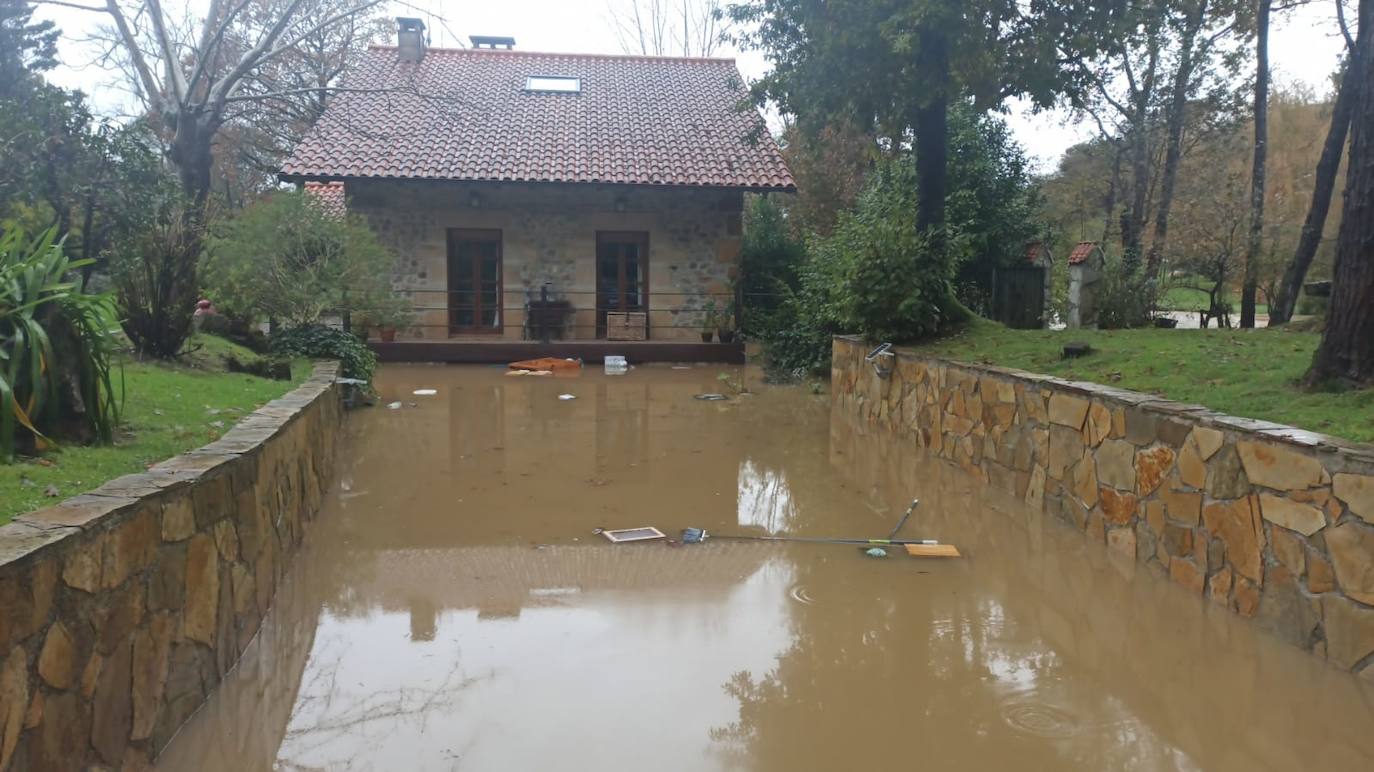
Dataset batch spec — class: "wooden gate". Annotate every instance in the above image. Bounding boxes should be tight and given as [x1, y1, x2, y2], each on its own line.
[991, 267, 1047, 329]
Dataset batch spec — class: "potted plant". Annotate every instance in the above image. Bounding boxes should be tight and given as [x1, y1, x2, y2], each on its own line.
[699, 300, 717, 342]
[365, 296, 414, 342]
[348, 311, 374, 342]
[716, 299, 737, 344]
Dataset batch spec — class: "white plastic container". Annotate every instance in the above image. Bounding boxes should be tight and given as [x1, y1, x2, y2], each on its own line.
[604, 355, 628, 375]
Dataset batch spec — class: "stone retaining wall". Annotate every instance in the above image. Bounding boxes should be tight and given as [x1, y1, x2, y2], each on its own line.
[0, 362, 344, 771]
[832, 336, 1374, 675]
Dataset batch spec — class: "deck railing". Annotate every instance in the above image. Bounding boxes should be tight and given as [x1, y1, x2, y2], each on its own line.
[346, 287, 784, 340]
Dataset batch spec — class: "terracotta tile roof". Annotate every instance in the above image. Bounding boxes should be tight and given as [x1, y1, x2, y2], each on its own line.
[1068, 241, 1102, 265]
[281, 47, 795, 191]
[1024, 241, 1051, 264]
[303, 181, 346, 217]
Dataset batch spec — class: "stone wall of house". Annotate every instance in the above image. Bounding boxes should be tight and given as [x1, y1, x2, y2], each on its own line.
[0, 362, 344, 771]
[346, 180, 744, 341]
[832, 336, 1374, 675]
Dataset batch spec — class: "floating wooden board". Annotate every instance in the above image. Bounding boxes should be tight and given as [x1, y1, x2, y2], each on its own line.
[905, 543, 961, 558]
[602, 527, 666, 543]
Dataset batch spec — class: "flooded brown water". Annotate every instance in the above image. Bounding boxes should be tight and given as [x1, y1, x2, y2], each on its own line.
[156, 364, 1374, 772]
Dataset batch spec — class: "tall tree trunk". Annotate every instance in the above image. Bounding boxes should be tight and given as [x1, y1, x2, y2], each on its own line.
[1146, 0, 1210, 277]
[1240, 0, 1270, 328]
[1270, 58, 1361, 323]
[78, 194, 96, 285]
[169, 113, 217, 207]
[914, 25, 949, 237]
[1102, 145, 1124, 244]
[1305, 0, 1374, 387]
[1124, 43, 1158, 268]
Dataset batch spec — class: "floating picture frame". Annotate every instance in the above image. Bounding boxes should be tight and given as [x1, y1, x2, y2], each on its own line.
[601, 527, 667, 543]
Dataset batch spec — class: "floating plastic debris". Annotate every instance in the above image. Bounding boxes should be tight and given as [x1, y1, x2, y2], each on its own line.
[413, 388, 437, 396]
[681, 527, 708, 544]
[558, 394, 577, 400]
[386, 401, 402, 409]
[864, 547, 888, 558]
[529, 587, 581, 597]
[694, 393, 728, 401]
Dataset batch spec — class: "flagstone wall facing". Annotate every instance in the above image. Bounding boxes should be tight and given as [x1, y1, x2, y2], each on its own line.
[0, 362, 344, 771]
[832, 336, 1374, 676]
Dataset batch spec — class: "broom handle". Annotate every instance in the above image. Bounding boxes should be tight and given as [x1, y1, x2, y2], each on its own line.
[887, 499, 920, 539]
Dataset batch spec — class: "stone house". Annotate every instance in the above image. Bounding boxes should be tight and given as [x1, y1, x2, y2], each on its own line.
[281, 21, 794, 343]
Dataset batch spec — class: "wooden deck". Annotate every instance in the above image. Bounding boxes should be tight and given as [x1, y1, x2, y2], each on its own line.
[369, 339, 746, 364]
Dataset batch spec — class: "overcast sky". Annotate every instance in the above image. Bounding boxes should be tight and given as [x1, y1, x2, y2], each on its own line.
[36, 0, 1351, 173]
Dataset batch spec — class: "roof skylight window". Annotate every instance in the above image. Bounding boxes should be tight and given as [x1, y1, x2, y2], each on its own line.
[524, 76, 581, 93]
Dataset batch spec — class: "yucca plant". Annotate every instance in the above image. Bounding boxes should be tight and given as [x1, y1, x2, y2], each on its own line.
[0, 227, 121, 462]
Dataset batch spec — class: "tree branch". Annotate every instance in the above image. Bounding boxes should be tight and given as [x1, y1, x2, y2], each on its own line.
[186, 0, 257, 101]
[103, 0, 166, 113]
[145, 0, 188, 101]
[220, 84, 425, 104]
[206, 0, 311, 109]
[32, 0, 106, 10]
[247, 0, 387, 74]
[1336, 0, 1356, 52]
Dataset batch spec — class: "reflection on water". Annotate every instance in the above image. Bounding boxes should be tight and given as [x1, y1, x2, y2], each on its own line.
[736, 460, 797, 533]
[156, 365, 1374, 772]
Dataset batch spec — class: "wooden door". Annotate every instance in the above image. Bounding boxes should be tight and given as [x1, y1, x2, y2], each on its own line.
[595, 232, 649, 338]
[993, 266, 1047, 329]
[447, 229, 503, 334]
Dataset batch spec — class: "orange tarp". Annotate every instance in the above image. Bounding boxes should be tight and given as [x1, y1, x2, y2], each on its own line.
[508, 357, 582, 373]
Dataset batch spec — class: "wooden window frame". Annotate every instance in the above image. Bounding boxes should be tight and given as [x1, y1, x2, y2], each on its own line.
[595, 231, 650, 339]
[447, 228, 504, 336]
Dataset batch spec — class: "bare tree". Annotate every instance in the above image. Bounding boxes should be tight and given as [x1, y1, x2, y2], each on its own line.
[1075, 0, 1243, 272]
[608, 0, 727, 57]
[1143, 0, 1246, 277]
[214, 0, 389, 198]
[39, 0, 388, 204]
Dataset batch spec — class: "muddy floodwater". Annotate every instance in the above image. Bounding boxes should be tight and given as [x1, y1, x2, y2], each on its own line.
[156, 364, 1374, 772]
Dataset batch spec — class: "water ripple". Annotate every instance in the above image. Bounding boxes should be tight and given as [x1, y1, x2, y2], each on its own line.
[1000, 700, 1080, 739]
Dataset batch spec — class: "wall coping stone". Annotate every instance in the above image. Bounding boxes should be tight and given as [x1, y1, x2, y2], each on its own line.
[1, 360, 339, 570]
[835, 335, 1372, 456]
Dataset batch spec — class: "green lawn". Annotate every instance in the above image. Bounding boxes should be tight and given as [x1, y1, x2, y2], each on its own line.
[910, 321, 1374, 443]
[0, 335, 306, 523]
[1159, 283, 1266, 316]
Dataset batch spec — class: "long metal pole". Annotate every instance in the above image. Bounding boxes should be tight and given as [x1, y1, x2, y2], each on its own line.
[710, 535, 940, 547]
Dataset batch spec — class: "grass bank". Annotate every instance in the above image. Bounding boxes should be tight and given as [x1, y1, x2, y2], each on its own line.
[0, 334, 305, 523]
[909, 321, 1374, 443]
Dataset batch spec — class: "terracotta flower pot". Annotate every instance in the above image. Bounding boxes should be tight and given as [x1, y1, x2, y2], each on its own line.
[700, 331, 715, 342]
[379, 327, 397, 342]
[718, 330, 736, 344]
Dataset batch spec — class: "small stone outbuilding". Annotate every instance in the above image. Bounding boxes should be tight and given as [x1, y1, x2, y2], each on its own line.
[1066, 241, 1106, 329]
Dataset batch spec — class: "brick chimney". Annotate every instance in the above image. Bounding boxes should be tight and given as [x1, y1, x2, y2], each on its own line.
[397, 18, 426, 63]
